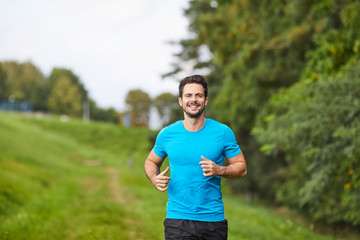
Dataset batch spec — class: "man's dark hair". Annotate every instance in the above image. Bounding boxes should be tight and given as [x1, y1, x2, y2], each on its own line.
[179, 75, 208, 98]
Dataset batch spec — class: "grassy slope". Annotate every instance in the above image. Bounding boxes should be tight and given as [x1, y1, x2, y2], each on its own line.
[0, 112, 350, 240]
[0, 113, 147, 240]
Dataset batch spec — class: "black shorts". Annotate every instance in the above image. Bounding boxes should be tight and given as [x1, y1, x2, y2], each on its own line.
[164, 218, 228, 240]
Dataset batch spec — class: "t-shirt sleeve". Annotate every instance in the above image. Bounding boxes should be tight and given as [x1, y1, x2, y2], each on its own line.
[153, 128, 168, 158]
[223, 126, 241, 158]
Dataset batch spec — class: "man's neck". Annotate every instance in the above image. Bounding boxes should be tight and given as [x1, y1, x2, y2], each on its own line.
[183, 115, 206, 132]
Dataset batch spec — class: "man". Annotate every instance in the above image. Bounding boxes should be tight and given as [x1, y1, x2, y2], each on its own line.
[144, 75, 247, 240]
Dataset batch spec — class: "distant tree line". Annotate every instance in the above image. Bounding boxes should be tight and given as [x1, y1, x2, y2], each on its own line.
[166, 0, 360, 226]
[124, 90, 182, 128]
[0, 61, 119, 123]
[0, 60, 179, 127]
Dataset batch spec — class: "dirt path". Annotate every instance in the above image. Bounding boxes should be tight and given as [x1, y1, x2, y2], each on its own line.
[106, 167, 145, 240]
[106, 167, 126, 204]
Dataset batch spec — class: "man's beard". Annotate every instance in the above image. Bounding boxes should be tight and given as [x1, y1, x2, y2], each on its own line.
[183, 104, 205, 119]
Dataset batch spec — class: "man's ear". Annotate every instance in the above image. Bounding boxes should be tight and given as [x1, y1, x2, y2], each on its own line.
[178, 97, 183, 107]
[205, 97, 209, 106]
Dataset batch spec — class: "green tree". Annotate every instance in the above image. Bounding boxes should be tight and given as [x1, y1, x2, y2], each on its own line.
[47, 68, 88, 102]
[42, 68, 88, 113]
[165, 0, 360, 226]
[166, 0, 317, 199]
[48, 77, 82, 117]
[0, 64, 8, 100]
[252, 0, 360, 225]
[0, 61, 45, 105]
[153, 93, 181, 126]
[125, 89, 152, 127]
[254, 63, 360, 225]
[89, 99, 119, 124]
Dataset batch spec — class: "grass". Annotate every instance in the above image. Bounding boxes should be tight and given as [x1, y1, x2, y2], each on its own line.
[0, 112, 356, 240]
[0, 113, 138, 240]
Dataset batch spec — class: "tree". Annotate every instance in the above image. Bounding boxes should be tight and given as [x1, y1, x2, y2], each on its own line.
[89, 99, 119, 124]
[125, 89, 151, 127]
[0, 61, 119, 124]
[47, 77, 82, 117]
[165, 0, 317, 200]
[46, 68, 88, 103]
[254, 62, 360, 225]
[252, 0, 360, 224]
[0, 61, 45, 105]
[164, 0, 360, 226]
[153, 93, 181, 126]
[43, 68, 89, 114]
[0, 65, 8, 100]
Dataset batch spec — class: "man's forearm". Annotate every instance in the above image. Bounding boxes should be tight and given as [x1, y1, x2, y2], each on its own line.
[145, 158, 170, 192]
[144, 159, 160, 184]
[220, 162, 247, 179]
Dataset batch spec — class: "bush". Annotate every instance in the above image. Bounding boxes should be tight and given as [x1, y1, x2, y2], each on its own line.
[253, 63, 360, 225]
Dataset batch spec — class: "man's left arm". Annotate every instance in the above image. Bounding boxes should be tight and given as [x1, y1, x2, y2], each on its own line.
[199, 152, 247, 179]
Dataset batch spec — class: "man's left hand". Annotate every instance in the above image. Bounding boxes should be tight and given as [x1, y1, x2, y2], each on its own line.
[199, 156, 224, 177]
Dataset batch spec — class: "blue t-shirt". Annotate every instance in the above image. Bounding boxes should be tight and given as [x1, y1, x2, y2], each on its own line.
[153, 118, 241, 222]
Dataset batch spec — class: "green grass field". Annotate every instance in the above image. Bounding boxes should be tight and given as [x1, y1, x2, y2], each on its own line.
[0, 112, 354, 240]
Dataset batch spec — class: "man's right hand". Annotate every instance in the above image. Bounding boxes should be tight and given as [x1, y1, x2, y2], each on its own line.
[153, 167, 171, 191]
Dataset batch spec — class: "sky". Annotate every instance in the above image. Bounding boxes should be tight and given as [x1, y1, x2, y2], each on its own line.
[0, 0, 190, 111]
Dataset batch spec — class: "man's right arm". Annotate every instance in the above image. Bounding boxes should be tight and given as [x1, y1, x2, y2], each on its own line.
[144, 150, 170, 192]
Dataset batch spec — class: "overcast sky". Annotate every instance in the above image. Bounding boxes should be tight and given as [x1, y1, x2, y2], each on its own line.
[0, 0, 190, 111]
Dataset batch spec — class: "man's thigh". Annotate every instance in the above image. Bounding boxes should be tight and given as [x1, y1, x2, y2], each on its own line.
[164, 219, 228, 240]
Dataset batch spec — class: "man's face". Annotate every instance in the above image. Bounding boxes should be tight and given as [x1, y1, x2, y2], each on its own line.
[179, 83, 208, 119]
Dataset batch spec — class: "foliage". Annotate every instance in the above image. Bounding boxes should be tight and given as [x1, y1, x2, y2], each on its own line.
[0, 65, 8, 100]
[47, 77, 82, 117]
[153, 92, 181, 127]
[89, 99, 119, 124]
[167, 0, 360, 226]
[0, 61, 119, 123]
[0, 61, 45, 104]
[252, 0, 360, 225]
[44, 68, 88, 117]
[47, 68, 88, 103]
[125, 89, 152, 127]
[254, 62, 360, 225]
[153, 93, 174, 121]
